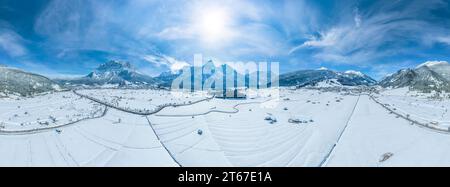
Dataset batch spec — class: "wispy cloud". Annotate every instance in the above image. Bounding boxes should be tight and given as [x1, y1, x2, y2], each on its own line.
[155, 26, 195, 40]
[25, 0, 318, 73]
[2, 0, 450, 78]
[435, 36, 450, 45]
[0, 28, 27, 57]
[291, 0, 450, 66]
[142, 54, 189, 73]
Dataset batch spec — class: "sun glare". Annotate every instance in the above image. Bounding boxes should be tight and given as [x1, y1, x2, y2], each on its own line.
[196, 7, 234, 44]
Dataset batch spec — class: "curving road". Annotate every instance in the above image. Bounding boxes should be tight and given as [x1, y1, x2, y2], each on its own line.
[72, 90, 214, 116]
[0, 106, 108, 135]
[370, 95, 450, 134]
[154, 99, 273, 117]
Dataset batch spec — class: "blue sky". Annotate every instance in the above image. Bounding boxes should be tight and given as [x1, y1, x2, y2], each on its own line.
[1, 0, 450, 79]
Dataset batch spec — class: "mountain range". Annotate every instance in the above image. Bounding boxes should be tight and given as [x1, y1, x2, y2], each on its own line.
[4, 60, 450, 97]
[55, 60, 158, 88]
[379, 61, 450, 92]
[279, 69, 377, 87]
[154, 60, 242, 89]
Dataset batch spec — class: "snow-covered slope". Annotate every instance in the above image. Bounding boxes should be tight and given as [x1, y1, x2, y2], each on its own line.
[279, 69, 376, 87]
[418, 61, 450, 81]
[0, 66, 60, 96]
[379, 65, 450, 92]
[56, 60, 157, 88]
[311, 79, 343, 88]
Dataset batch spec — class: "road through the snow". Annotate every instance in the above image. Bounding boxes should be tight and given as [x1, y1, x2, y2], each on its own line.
[319, 94, 361, 167]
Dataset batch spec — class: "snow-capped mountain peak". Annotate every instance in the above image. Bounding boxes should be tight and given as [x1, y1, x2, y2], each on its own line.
[379, 60, 450, 92]
[91, 60, 134, 77]
[379, 65, 450, 92]
[56, 60, 157, 88]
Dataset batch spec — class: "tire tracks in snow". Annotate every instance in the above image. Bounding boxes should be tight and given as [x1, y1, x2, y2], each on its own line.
[72, 90, 217, 167]
[319, 94, 360, 167]
[145, 116, 182, 167]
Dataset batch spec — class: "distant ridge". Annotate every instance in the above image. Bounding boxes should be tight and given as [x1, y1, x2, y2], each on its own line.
[379, 63, 450, 92]
[279, 69, 377, 87]
[0, 66, 60, 96]
[56, 60, 157, 88]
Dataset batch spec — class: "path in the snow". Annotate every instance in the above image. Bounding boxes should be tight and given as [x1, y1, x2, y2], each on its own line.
[0, 106, 108, 135]
[0, 108, 179, 167]
[72, 89, 220, 167]
[145, 116, 182, 167]
[154, 100, 272, 117]
[73, 90, 214, 116]
[2, 89, 358, 167]
[6, 89, 449, 166]
[325, 95, 450, 166]
[319, 94, 360, 167]
[370, 95, 450, 134]
[191, 91, 361, 167]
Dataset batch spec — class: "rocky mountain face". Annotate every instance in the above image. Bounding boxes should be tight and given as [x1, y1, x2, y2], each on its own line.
[157, 63, 376, 90]
[379, 62, 450, 92]
[155, 60, 241, 89]
[0, 66, 60, 96]
[418, 61, 450, 81]
[56, 60, 157, 88]
[154, 71, 181, 88]
[279, 69, 377, 87]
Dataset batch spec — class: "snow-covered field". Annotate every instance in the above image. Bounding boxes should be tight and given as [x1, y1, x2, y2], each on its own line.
[76, 89, 208, 114]
[374, 88, 450, 130]
[0, 108, 177, 166]
[326, 95, 450, 166]
[0, 91, 104, 132]
[1, 88, 450, 166]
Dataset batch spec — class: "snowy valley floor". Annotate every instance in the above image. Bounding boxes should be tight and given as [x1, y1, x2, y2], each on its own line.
[1, 88, 449, 166]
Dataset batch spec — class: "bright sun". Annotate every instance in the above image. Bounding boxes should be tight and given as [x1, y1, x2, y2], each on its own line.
[196, 7, 234, 44]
